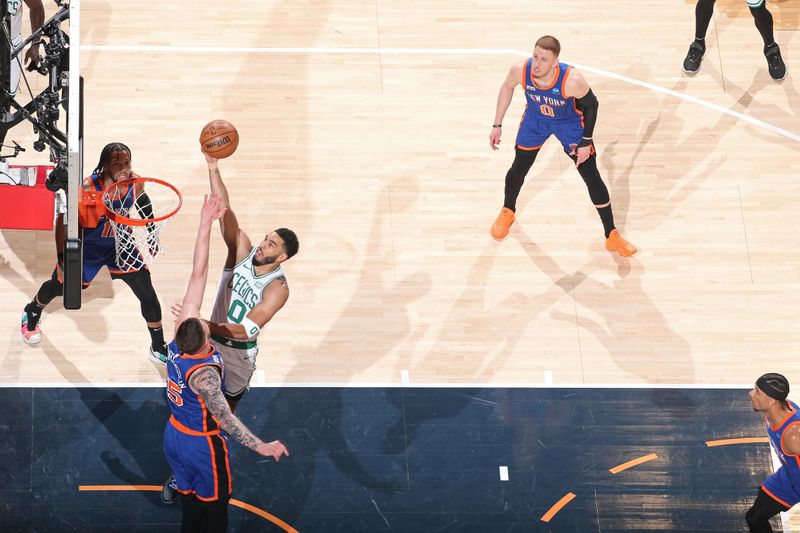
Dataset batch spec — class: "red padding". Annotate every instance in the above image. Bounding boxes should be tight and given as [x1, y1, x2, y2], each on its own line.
[0, 166, 55, 231]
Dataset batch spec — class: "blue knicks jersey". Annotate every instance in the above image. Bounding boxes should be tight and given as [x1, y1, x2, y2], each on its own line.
[165, 340, 225, 434]
[522, 59, 581, 123]
[767, 401, 800, 479]
[81, 174, 134, 262]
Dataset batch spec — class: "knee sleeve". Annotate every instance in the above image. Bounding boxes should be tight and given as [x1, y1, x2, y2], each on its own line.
[35, 271, 65, 305]
[114, 269, 163, 323]
[576, 155, 610, 206]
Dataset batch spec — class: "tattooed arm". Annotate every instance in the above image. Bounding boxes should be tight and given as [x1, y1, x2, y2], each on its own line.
[189, 366, 289, 460]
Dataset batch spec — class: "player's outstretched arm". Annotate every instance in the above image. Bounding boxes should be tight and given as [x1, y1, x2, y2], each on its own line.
[204, 154, 249, 262]
[174, 193, 226, 334]
[190, 366, 289, 461]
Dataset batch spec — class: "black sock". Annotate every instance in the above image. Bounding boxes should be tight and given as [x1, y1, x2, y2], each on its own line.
[24, 300, 44, 329]
[596, 205, 616, 238]
[694, 0, 716, 42]
[148, 326, 166, 354]
[749, 4, 774, 47]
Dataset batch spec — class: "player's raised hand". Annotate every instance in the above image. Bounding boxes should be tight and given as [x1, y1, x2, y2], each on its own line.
[489, 126, 502, 150]
[203, 151, 219, 166]
[256, 440, 290, 461]
[200, 193, 227, 225]
[170, 302, 183, 319]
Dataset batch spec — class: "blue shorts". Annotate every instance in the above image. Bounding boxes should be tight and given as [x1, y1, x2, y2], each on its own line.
[763, 466, 800, 508]
[82, 245, 144, 284]
[516, 115, 584, 154]
[163, 422, 232, 501]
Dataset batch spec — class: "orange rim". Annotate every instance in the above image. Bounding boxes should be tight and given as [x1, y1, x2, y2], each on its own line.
[101, 176, 182, 226]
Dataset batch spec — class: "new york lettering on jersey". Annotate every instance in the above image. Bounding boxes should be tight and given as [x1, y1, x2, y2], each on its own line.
[522, 59, 580, 122]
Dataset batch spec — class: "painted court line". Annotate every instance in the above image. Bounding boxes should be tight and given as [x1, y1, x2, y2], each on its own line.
[499, 466, 509, 481]
[609, 453, 658, 474]
[705, 437, 769, 447]
[0, 382, 756, 389]
[540, 492, 576, 523]
[81, 44, 800, 143]
[79, 485, 299, 532]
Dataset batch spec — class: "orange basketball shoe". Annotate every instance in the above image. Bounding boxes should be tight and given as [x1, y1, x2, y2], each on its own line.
[605, 229, 638, 257]
[491, 208, 515, 239]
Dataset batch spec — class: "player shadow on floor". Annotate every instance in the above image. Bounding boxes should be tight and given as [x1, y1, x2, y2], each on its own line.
[227, 183, 427, 527]
[233, 387, 404, 530]
[77, 387, 172, 508]
[0, 228, 117, 343]
[401, 236, 585, 383]
[599, 69, 765, 233]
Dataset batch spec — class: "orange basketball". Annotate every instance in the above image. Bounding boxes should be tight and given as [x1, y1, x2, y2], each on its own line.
[199, 120, 239, 159]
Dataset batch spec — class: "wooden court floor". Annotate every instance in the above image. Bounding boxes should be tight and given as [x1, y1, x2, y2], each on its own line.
[1, 0, 799, 529]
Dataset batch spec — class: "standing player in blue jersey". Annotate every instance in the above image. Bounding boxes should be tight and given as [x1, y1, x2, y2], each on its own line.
[20, 142, 169, 362]
[488, 35, 637, 258]
[164, 191, 288, 532]
[747, 373, 800, 532]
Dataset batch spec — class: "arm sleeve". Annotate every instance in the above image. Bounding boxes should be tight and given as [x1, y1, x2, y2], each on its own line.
[575, 89, 599, 140]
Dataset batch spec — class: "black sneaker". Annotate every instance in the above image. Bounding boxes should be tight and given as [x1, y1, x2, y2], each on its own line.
[149, 345, 168, 364]
[683, 41, 705, 74]
[764, 43, 787, 81]
[161, 473, 178, 504]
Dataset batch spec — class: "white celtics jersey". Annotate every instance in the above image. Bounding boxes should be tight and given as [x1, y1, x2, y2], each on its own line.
[210, 247, 285, 342]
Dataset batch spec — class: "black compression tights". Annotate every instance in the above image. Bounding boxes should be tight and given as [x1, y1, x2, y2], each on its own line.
[34, 267, 161, 323]
[502, 146, 611, 210]
[745, 487, 789, 533]
[503, 147, 538, 212]
[694, 0, 716, 41]
[695, 0, 774, 46]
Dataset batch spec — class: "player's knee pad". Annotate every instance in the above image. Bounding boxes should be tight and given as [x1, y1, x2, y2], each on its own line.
[36, 276, 64, 305]
[576, 156, 610, 206]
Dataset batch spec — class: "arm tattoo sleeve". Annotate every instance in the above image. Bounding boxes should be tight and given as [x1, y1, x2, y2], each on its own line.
[190, 366, 263, 452]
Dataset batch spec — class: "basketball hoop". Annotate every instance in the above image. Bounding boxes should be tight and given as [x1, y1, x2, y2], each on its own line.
[100, 176, 182, 272]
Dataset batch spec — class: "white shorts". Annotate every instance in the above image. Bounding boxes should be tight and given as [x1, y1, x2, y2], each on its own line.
[212, 339, 259, 397]
[9, 37, 21, 95]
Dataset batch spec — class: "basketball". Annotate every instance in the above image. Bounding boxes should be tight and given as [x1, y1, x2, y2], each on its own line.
[199, 120, 239, 159]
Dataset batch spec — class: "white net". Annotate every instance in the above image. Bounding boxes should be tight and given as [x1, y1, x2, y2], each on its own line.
[102, 177, 182, 272]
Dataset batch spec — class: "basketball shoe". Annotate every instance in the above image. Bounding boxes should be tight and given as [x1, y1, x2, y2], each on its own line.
[20, 312, 42, 345]
[764, 43, 787, 81]
[161, 473, 178, 504]
[682, 41, 705, 74]
[491, 207, 515, 239]
[605, 229, 638, 257]
[149, 345, 168, 364]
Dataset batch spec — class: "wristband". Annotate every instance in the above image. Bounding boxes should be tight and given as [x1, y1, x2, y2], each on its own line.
[240, 317, 261, 338]
[492, 124, 502, 128]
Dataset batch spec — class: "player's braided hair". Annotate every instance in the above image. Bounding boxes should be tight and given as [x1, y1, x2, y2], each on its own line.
[92, 142, 132, 177]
